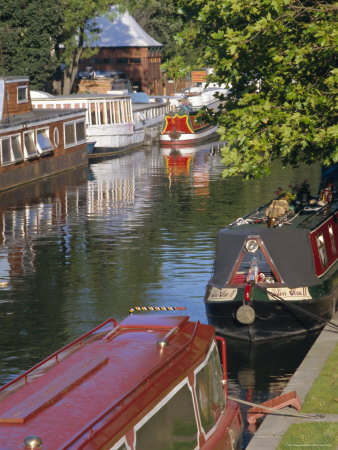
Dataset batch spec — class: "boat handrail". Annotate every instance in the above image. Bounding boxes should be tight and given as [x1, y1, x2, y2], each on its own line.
[62, 320, 204, 449]
[0, 318, 117, 393]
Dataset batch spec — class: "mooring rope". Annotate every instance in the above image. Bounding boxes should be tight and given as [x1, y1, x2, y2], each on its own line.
[227, 395, 324, 420]
[255, 284, 338, 332]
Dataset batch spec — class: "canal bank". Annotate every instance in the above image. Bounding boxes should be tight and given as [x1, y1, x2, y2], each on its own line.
[246, 311, 338, 449]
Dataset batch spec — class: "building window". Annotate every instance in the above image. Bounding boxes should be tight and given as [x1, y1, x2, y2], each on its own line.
[36, 129, 54, 154]
[130, 58, 141, 63]
[17, 86, 28, 103]
[317, 234, 328, 268]
[24, 132, 39, 159]
[0, 135, 23, 166]
[117, 58, 128, 64]
[136, 383, 198, 448]
[64, 120, 86, 148]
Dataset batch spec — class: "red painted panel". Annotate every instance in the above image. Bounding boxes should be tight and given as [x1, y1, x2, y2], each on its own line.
[310, 214, 338, 276]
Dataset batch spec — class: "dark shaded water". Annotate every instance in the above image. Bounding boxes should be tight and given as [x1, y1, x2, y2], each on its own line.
[0, 142, 321, 447]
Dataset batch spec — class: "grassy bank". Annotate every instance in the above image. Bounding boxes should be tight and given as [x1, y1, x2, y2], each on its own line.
[277, 343, 338, 449]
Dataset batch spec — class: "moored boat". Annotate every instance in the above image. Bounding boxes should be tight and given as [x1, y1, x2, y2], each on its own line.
[0, 76, 88, 192]
[204, 174, 338, 342]
[160, 104, 218, 146]
[31, 91, 168, 155]
[0, 314, 243, 449]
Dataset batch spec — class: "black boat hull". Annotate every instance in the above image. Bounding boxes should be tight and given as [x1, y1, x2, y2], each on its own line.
[205, 285, 337, 342]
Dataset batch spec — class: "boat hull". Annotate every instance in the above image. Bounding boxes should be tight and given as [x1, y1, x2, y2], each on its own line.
[160, 125, 218, 146]
[0, 147, 88, 192]
[205, 279, 337, 342]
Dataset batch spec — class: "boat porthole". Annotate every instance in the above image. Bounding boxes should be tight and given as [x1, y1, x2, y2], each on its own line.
[53, 127, 59, 147]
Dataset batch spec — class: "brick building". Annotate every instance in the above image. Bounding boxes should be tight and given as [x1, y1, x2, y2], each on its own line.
[78, 10, 163, 95]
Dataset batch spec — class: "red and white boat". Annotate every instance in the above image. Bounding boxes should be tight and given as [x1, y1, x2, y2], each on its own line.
[160, 105, 218, 146]
[0, 314, 243, 449]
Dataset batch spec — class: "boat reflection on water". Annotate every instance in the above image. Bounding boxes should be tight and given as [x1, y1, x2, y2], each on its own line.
[161, 141, 223, 196]
[0, 166, 88, 282]
[225, 331, 320, 446]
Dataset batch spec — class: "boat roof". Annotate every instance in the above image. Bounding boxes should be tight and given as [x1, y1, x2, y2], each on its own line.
[0, 108, 86, 130]
[0, 315, 215, 449]
[208, 198, 338, 289]
[30, 92, 131, 102]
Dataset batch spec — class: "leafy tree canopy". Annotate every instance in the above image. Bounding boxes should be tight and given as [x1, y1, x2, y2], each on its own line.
[0, 0, 63, 90]
[180, 0, 337, 178]
[56, 0, 123, 94]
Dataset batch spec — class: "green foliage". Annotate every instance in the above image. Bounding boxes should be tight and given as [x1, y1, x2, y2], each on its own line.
[179, 0, 338, 178]
[56, 0, 121, 93]
[161, 56, 191, 91]
[128, 0, 186, 62]
[0, 0, 63, 90]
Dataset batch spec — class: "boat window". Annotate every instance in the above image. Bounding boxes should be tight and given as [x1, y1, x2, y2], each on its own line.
[317, 234, 328, 267]
[231, 248, 279, 284]
[196, 345, 225, 433]
[11, 135, 24, 162]
[65, 123, 76, 146]
[136, 383, 198, 449]
[329, 225, 336, 256]
[130, 58, 141, 63]
[114, 443, 128, 450]
[76, 121, 86, 142]
[64, 120, 86, 147]
[17, 85, 28, 103]
[117, 58, 128, 64]
[0, 138, 12, 166]
[24, 132, 39, 159]
[0, 135, 23, 166]
[37, 129, 54, 154]
[53, 127, 59, 147]
[114, 102, 120, 123]
[106, 103, 112, 124]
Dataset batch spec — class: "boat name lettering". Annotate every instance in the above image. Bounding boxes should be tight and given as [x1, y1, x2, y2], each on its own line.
[267, 287, 312, 300]
[210, 288, 238, 301]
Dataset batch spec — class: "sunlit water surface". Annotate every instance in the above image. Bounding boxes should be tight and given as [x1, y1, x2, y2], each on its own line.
[0, 142, 321, 447]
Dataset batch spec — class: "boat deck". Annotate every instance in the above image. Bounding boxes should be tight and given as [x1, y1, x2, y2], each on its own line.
[0, 315, 214, 449]
[228, 198, 338, 232]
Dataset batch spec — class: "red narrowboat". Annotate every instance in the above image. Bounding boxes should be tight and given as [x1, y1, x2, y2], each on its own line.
[0, 314, 243, 449]
[205, 172, 338, 341]
[160, 105, 218, 146]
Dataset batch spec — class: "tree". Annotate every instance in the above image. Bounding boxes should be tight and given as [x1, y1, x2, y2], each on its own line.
[0, 0, 63, 90]
[128, 0, 185, 62]
[161, 56, 191, 92]
[55, 0, 121, 94]
[179, 0, 337, 178]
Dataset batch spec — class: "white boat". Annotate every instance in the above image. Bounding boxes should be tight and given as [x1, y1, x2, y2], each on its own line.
[31, 91, 168, 154]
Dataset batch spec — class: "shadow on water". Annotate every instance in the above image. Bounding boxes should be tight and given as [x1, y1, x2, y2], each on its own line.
[224, 331, 320, 448]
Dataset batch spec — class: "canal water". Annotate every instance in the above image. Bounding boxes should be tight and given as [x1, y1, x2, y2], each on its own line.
[0, 142, 321, 447]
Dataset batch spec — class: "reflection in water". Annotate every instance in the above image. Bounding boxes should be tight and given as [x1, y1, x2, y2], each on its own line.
[226, 332, 319, 446]
[0, 143, 321, 447]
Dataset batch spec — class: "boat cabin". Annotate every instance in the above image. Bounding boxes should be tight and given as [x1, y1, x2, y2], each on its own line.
[0, 76, 88, 192]
[0, 314, 243, 449]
